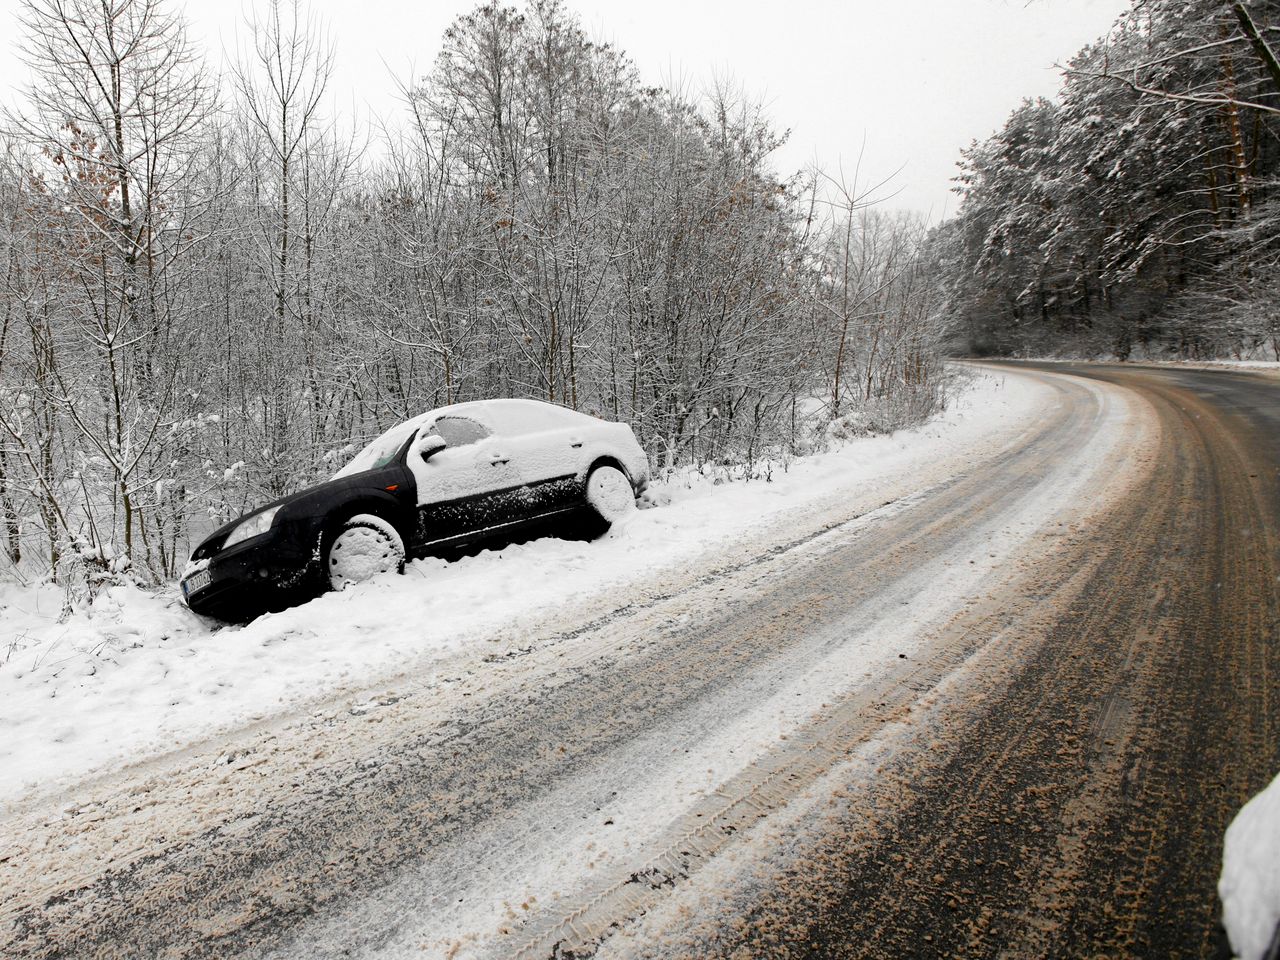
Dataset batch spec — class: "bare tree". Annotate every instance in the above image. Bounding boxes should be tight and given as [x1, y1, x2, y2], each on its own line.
[5, 0, 214, 585]
[0, 0, 955, 594]
[231, 0, 356, 495]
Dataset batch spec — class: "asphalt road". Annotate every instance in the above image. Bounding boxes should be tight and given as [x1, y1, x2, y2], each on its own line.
[649, 363, 1280, 959]
[1, 363, 1276, 959]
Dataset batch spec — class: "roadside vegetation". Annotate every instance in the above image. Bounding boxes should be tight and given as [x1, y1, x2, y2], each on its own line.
[0, 0, 950, 598]
[938, 0, 1280, 361]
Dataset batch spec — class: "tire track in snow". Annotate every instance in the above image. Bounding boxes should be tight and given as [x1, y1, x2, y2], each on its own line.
[0, 368, 1142, 960]
[609, 364, 1279, 960]
[248, 371, 1139, 960]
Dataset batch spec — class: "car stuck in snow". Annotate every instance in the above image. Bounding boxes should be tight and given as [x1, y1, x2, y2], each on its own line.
[180, 399, 649, 620]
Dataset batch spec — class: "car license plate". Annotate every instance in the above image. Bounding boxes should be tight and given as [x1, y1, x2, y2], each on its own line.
[183, 569, 212, 597]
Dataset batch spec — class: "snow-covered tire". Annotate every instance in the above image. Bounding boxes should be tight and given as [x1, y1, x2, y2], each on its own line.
[325, 513, 405, 592]
[585, 465, 636, 526]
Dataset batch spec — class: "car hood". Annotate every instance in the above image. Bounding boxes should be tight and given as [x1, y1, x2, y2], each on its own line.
[189, 486, 316, 561]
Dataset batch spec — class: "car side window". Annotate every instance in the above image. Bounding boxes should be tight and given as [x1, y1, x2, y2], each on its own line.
[431, 416, 490, 448]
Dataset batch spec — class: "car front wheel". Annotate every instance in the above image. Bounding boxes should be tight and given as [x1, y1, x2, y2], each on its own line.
[585, 465, 636, 526]
[326, 513, 406, 591]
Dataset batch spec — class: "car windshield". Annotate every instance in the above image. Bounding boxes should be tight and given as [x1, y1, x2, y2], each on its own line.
[333, 418, 426, 479]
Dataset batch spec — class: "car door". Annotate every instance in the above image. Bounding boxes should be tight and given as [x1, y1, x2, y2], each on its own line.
[408, 414, 523, 545]
[484, 401, 585, 516]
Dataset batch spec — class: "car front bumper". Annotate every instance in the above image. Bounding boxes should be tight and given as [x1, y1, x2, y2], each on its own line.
[182, 532, 320, 620]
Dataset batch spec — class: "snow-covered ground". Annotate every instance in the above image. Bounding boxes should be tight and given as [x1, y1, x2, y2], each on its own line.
[0, 369, 1051, 807]
[1221, 771, 1280, 960]
[1015, 356, 1280, 374]
[1179, 359, 1280, 369]
[1152, 359, 1280, 376]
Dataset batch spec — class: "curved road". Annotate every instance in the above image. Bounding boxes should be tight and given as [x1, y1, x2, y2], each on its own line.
[636, 362, 1279, 959]
[0, 363, 1276, 959]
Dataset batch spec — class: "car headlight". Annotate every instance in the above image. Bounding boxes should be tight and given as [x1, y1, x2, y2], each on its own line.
[222, 505, 282, 549]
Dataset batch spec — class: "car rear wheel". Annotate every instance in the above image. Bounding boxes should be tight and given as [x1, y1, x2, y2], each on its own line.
[326, 514, 405, 591]
[585, 465, 636, 526]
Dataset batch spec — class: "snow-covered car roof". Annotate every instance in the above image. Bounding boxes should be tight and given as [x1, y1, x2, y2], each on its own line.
[435, 398, 594, 429]
[334, 399, 599, 479]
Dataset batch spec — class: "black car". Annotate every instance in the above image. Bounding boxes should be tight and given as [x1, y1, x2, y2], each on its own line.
[181, 399, 650, 620]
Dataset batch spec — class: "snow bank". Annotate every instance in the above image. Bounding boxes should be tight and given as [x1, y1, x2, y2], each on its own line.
[1221, 771, 1280, 960]
[1018, 356, 1280, 374]
[0, 368, 1051, 805]
[1188, 359, 1279, 370]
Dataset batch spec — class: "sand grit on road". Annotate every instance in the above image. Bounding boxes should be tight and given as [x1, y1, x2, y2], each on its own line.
[601, 364, 1279, 960]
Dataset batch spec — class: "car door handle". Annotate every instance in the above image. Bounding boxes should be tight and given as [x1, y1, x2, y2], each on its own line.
[489, 453, 510, 465]
[568, 436, 583, 448]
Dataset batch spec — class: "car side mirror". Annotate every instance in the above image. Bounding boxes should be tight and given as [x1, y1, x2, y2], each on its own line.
[416, 433, 447, 462]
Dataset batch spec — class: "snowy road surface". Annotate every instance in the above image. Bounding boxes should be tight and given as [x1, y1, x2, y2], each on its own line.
[1, 363, 1277, 958]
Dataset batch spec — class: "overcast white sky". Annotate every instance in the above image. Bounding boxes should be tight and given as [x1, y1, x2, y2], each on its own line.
[0, 0, 1131, 219]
